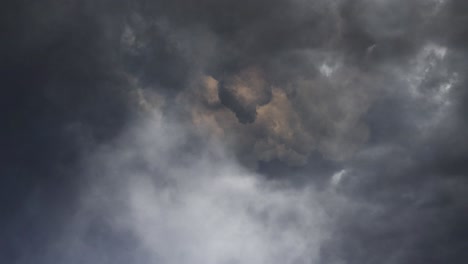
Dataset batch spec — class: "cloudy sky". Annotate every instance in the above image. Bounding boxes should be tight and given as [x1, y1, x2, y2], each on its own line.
[2, 0, 468, 263]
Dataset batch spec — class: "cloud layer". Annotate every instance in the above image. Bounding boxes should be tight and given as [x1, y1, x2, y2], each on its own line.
[1, 0, 468, 263]
[72, 113, 329, 264]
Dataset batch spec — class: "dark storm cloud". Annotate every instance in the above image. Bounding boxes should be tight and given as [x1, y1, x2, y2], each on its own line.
[2, 0, 468, 263]
[0, 1, 132, 262]
[218, 67, 272, 123]
[123, 0, 458, 165]
[127, 1, 468, 263]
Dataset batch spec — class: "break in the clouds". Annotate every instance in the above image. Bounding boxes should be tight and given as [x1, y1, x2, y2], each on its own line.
[1, 0, 468, 264]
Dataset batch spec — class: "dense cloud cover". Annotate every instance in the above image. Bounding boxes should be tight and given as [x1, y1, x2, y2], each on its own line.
[1, 0, 468, 263]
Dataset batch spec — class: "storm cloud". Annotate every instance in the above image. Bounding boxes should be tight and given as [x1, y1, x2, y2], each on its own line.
[1, 0, 468, 263]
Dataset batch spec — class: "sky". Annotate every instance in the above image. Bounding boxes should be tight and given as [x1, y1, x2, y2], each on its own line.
[1, 0, 468, 263]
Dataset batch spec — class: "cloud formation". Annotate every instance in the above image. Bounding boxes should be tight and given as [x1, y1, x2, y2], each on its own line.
[72, 113, 329, 264]
[2, 0, 468, 263]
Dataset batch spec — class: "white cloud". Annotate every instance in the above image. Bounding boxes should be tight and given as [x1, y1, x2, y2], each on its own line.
[79, 110, 331, 264]
[330, 169, 347, 187]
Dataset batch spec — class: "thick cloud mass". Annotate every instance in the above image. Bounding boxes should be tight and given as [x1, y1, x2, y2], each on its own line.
[1, 0, 468, 263]
[75, 113, 329, 264]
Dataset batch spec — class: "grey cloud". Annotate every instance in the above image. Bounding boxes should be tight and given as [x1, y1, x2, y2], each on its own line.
[43, 112, 331, 264]
[116, 0, 457, 165]
[218, 67, 272, 123]
[2, 0, 468, 263]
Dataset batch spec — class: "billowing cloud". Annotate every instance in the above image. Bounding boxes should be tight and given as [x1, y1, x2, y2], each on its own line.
[41, 111, 333, 264]
[2, 0, 468, 263]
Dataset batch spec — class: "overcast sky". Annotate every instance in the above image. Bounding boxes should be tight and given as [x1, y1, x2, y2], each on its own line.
[1, 0, 468, 263]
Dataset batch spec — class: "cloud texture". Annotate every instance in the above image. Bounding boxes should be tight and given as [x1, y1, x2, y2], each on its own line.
[1, 0, 468, 263]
